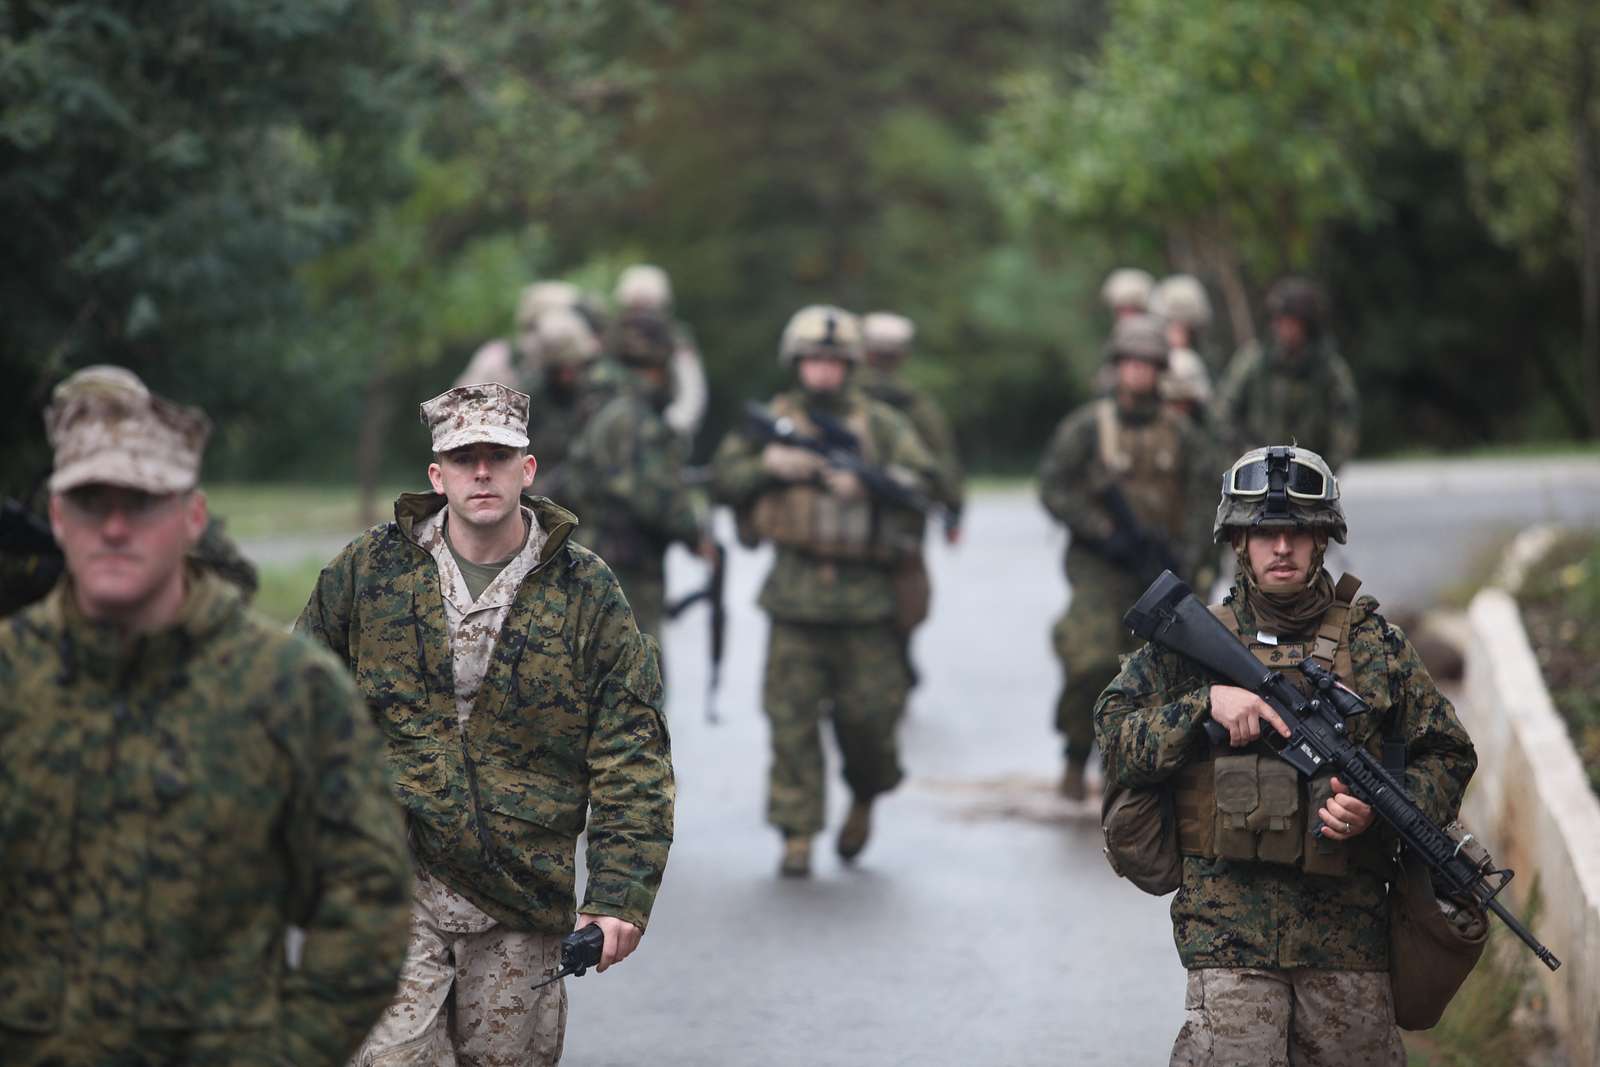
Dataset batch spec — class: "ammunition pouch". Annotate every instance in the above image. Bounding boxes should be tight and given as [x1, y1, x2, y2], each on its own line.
[1101, 781, 1181, 896]
[748, 484, 900, 563]
[891, 553, 931, 635]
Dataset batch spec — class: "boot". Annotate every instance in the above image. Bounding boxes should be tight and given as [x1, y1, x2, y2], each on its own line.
[836, 799, 872, 862]
[1059, 755, 1088, 802]
[779, 834, 812, 878]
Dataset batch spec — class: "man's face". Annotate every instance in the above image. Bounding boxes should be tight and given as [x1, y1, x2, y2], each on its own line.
[1114, 356, 1161, 396]
[1166, 321, 1191, 350]
[429, 443, 536, 530]
[1271, 314, 1308, 353]
[49, 485, 206, 616]
[1244, 527, 1319, 592]
[797, 355, 849, 393]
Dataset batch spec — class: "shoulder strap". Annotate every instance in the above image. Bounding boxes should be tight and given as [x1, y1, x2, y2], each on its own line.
[1311, 572, 1362, 670]
[1095, 398, 1129, 473]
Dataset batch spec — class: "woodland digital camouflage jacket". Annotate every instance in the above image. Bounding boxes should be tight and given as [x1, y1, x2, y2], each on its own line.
[296, 493, 674, 934]
[1095, 584, 1477, 971]
[0, 570, 412, 1067]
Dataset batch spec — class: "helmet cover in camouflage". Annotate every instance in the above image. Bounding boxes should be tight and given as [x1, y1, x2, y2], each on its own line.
[609, 308, 676, 367]
[1106, 312, 1170, 365]
[1161, 347, 1213, 404]
[536, 306, 601, 367]
[1100, 268, 1154, 311]
[516, 281, 582, 331]
[779, 304, 862, 365]
[1151, 274, 1213, 328]
[1213, 445, 1347, 544]
[45, 365, 211, 494]
[419, 383, 531, 453]
[861, 311, 915, 354]
[615, 264, 673, 311]
[1264, 276, 1327, 332]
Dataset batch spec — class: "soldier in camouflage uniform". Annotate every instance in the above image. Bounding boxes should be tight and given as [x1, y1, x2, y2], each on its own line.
[1101, 267, 1155, 319]
[567, 307, 713, 641]
[0, 367, 412, 1067]
[1151, 273, 1214, 358]
[1095, 445, 1477, 1067]
[1039, 314, 1216, 801]
[297, 382, 673, 1067]
[711, 305, 937, 877]
[1161, 348, 1227, 594]
[1214, 276, 1361, 472]
[614, 263, 709, 441]
[521, 306, 608, 504]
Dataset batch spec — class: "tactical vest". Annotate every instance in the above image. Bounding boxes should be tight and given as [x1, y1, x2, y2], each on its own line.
[747, 394, 920, 564]
[1094, 399, 1186, 542]
[1170, 574, 1380, 877]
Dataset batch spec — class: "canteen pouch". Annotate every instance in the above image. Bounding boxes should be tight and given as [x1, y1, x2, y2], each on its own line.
[1251, 759, 1303, 866]
[892, 553, 932, 635]
[1213, 755, 1260, 861]
[1100, 783, 1181, 896]
[1389, 844, 1488, 1030]
[1302, 774, 1349, 876]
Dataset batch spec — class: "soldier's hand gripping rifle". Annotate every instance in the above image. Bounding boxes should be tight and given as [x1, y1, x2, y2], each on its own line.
[1123, 570, 1562, 972]
[742, 401, 937, 517]
[665, 540, 726, 724]
[530, 924, 606, 991]
[1094, 484, 1183, 583]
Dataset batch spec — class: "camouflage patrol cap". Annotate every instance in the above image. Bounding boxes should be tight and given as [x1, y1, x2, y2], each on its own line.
[861, 311, 915, 353]
[615, 264, 673, 311]
[1213, 445, 1347, 544]
[1161, 347, 1213, 404]
[609, 308, 676, 367]
[1150, 274, 1213, 328]
[1100, 268, 1154, 311]
[419, 383, 530, 453]
[1106, 312, 1170, 364]
[45, 365, 211, 495]
[779, 304, 862, 365]
[536, 306, 601, 367]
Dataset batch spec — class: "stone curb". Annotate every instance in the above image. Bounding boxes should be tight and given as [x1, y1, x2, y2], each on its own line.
[1463, 570, 1600, 1066]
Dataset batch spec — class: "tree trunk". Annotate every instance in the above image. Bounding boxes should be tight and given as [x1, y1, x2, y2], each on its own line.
[1575, 23, 1600, 438]
[356, 354, 393, 528]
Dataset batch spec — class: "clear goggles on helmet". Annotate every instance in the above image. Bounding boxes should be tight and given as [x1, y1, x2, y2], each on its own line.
[1225, 451, 1337, 502]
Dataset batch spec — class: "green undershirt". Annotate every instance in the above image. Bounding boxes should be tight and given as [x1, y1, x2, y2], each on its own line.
[444, 522, 520, 602]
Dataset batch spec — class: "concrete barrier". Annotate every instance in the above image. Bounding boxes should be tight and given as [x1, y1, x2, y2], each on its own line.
[1462, 586, 1600, 1066]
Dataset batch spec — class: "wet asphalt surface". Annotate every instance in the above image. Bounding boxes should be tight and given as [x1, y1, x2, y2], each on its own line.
[554, 457, 1600, 1067]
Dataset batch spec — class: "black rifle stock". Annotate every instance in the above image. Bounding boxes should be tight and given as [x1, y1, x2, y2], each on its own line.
[743, 401, 936, 517]
[1123, 570, 1561, 972]
[666, 541, 726, 724]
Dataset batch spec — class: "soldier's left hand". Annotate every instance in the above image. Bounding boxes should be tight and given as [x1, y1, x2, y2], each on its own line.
[823, 469, 866, 500]
[1317, 776, 1375, 840]
[576, 914, 643, 972]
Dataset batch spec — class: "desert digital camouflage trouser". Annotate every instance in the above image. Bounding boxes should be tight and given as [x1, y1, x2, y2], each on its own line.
[1052, 562, 1143, 762]
[353, 877, 567, 1067]
[763, 620, 910, 836]
[1171, 967, 1405, 1067]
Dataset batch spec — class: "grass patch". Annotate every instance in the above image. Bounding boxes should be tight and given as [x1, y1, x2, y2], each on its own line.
[1403, 883, 1553, 1066]
[1516, 531, 1600, 797]
[252, 556, 331, 626]
[205, 483, 411, 541]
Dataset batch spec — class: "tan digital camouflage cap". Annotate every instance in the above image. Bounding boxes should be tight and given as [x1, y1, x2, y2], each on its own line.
[45, 365, 211, 495]
[419, 383, 531, 453]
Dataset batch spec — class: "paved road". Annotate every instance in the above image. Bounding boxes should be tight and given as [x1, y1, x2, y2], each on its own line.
[556, 456, 1600, 1066]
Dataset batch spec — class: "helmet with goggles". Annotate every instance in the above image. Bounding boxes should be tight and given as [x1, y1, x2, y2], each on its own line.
[1213, 445, 1347, 544]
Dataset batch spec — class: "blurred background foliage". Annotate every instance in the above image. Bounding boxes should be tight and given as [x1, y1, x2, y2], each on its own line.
[4, 0, 1599, 491]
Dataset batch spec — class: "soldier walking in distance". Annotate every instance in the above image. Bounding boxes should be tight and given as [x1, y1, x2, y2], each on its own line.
[297, 383, 674, 1066]
[1096, 445, 1477, 1066]
[567, 307, 714, 642]
[711, 306, 937, 877]
[0, 367, 412, 1067]
[614, 263, 710, 441]
[1101, 267, 1155, 319]
[1039, 314, 1215, 801]
[1214, 276, 1360, 472]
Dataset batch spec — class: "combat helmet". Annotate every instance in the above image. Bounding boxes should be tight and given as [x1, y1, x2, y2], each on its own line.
[1213, 445, 1347, 544]
[535, 306, 601, 367]
[615, 264, 673, 311]
[779, 305, 862, 366]
[861, 311, 915, 354]
[608, 307, 676, 367]
[1106, 311, 1170, 365]
[1150, 274, 1212, 328]
[1100, 268, 1154, 312]
[1264, 276, 1327, 336]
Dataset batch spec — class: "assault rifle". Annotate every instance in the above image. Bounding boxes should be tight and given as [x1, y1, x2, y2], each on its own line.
[1091, 484, 1183, 584]
[1122, 570, 1561, 972]
[530, 924, 606, 991]
[666, 540, 726, 724]
[743, 402, 936, 517]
